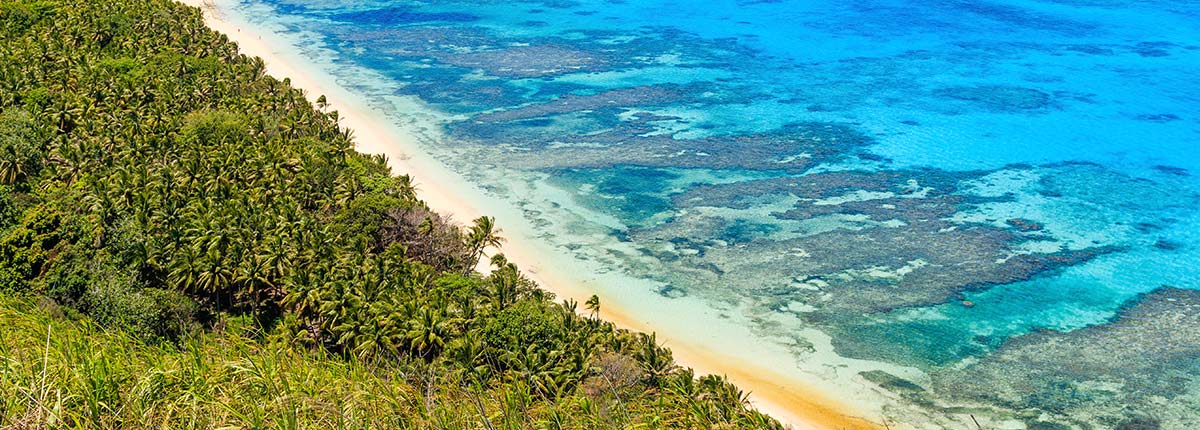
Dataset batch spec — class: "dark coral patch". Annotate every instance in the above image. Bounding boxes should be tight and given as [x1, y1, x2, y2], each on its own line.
[331, 7, 479, 25]
[437, 44, 609, 78]
[1006, 218, 1044, 232]
[933, 85, 1054, 113]
[1152, 165, 1190, 176]
[1135, 113, 1182, 123]
[1153, 239, 1181, 251]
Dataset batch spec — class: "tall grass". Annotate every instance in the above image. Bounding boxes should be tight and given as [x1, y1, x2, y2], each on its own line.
[0, 297, 453, 429]
[0, 297, 773, 430]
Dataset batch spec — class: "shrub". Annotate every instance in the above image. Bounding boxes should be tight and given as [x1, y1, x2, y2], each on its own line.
[38, 247, 198, 343]
[0, 108, 50, 187]
[481, 299, 563, 353]
[83, 281, 198, 343]
[0, 1, 55, 33]
[0, 204, 61, 291]
[0, 185, 15, 230]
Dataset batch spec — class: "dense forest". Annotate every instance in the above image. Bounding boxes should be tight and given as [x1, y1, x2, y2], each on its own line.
[0, 0, 784, 428]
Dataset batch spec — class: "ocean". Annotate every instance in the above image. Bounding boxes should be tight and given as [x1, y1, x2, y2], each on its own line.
[217, 0, 1200, 427]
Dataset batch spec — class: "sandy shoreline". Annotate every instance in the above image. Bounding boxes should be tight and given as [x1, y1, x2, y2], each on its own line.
[179, 1, 880, 428]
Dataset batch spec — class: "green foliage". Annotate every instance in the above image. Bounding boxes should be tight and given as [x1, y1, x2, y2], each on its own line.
[35, 246, 197, 343]
[0, 108, 50, 186]
[179, 110, 250, 147]
[483, 299, 564, 352]
[0, 1, 55, 33]
[86, 286, 198, 343]
[330, 176, 410, 246]
[0, 0, 785, 428]
[0, 264, 21, 293]
[98, 56, 143, 76]
[34, 245, 94, 306]
[0, 205, 60, 293]
[0, 185, 16, 230]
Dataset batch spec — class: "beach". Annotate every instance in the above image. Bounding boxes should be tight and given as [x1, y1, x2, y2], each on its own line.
[178, 0, 884, 428]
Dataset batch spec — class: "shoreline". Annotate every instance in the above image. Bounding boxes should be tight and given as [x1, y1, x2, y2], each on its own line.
[179, 1, 882, 428]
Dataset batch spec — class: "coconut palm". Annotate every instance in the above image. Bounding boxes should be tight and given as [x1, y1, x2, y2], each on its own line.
[465, 216, 503, 271]
[585, 294, 600, 319]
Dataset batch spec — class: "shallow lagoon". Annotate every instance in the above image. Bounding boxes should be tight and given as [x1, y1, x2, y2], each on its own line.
[226, 0, 1200, 427]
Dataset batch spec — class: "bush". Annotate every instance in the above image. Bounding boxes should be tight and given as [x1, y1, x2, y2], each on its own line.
[180, 110, 250, 147]
[0, 1, 55, 33]
[331, 186, 407, 246]
[38, 246, 92, 306]
[0, 265, 22, 293]
[432, 273, 484, 303]
[83, 282, 198, 343]
[0, 204, 60, 291]
[38, 246, 197, 343]
[0, 108, 50, 187]
[481, 299, 563, 352]
[0, 185, 15, 230]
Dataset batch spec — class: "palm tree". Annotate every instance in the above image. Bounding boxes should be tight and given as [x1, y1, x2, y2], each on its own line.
[585, 295, 601, 319]
[407, 305, 454, 361]
[465, 216, 503, 271]
[635, 333, 677, 387]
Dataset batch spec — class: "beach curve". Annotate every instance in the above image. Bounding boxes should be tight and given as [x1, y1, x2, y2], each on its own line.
[179, 1, 883, 428]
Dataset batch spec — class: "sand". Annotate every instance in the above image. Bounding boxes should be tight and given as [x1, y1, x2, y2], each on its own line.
[177, 1, 882, 428]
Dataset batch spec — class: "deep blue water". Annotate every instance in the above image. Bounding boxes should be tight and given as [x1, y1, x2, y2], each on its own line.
[228, 0, 1200, 427]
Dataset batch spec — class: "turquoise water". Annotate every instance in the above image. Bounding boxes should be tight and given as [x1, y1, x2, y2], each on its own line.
[228, 0, 1200, 427]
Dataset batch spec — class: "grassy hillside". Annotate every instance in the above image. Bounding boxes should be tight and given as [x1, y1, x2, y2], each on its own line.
[0, 297, 778, 429]
[0, 0, 783, 428]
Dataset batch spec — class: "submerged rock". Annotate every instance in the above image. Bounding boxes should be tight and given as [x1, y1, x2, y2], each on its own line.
[438, 45, 609, 78]
[1006, 218, 1044, 232]
[932, 288, 1200, 429]
[932, 85, 1055, 113]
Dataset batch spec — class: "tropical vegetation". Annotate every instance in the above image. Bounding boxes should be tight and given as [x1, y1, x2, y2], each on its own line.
[0, 0, 784, 428]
